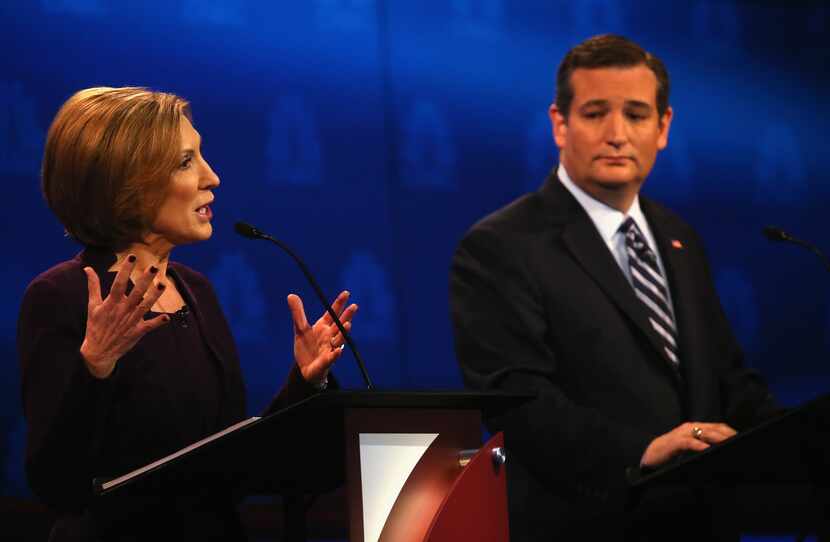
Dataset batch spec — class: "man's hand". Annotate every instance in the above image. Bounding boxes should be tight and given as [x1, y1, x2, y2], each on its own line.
[640, 422, 737, 468]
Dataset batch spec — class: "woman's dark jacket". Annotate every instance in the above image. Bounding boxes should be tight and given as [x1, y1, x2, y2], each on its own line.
[18, 247, 318, 540]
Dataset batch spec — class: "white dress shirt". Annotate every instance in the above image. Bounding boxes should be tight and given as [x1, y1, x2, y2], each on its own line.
[557, 164, 677, 321]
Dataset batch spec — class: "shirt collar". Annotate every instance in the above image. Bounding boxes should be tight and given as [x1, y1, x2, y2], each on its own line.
[557, 163, 649, 243]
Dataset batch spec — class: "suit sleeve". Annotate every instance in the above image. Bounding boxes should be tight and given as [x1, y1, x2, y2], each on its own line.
[261, 363, 337, 416]
[17, 274, 117, 512]
[450, 224, 654, 494]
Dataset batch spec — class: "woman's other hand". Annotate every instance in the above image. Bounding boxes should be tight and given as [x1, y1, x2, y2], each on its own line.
[80, 255, 170, 379]
[287, 290, 358, 386]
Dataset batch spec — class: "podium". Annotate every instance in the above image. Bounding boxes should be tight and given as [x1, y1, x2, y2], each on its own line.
[630, 392, 830, 536]
[95, 391, 529, 541]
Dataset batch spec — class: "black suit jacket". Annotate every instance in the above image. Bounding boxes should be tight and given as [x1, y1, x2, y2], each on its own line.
[450, 172, 778, 539]
[18, 247, 319, 541]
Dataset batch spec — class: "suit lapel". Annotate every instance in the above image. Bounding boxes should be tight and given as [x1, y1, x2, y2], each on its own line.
[167, 264, 230, 370]
[541, 178, 678, 369]
[643, 201, 714, 415]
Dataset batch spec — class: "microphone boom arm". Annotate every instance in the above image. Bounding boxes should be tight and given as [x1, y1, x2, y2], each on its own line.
[763, 226, 830, 273]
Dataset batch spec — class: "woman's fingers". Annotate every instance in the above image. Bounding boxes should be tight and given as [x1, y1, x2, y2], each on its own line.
[287, 294, 310, 333]
[318, 331, 346, 370]
[80, 260, 177, 380]
[137, 312, 171, 335]
[329, 321, 352, 349]
[126, 265, 159, 307]
[322, 291, 350, 324]
[292, 291, 357, 384]
[136, 281, 167, 316]
[339, 303, 358, 324]
[328, 341, 346, 362]
[319, 303, 357, 338]
[109, 254, 136, 299]
[84, 267, 103, 308]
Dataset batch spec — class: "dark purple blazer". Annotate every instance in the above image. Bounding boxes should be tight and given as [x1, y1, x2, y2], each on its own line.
[18, 246, 319, 540]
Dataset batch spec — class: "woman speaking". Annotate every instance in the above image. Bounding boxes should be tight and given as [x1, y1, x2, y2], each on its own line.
[18, 87, 357, 540]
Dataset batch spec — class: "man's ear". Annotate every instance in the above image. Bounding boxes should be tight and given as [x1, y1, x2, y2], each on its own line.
[549, 104, 567, 149]
[657, 106, 673, 151]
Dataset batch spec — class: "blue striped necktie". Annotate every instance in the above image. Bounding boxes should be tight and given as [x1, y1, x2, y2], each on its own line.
[620, 217, 680, 368]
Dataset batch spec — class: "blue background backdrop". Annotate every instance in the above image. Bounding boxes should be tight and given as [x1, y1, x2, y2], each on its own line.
[1, 0, 828, 532]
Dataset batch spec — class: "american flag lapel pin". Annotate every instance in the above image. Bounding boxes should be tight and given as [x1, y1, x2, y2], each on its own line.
[671, 239, 684, 249]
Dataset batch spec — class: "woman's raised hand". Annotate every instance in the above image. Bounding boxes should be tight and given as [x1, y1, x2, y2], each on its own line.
[80, 255, 170, 379]
[287, 290, 358, 386]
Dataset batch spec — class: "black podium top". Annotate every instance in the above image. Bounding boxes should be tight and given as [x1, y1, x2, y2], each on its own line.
[273, 389, 530, 411]
[94, 390, 531, 497]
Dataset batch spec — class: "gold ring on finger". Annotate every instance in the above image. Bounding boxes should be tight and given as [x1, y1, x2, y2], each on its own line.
[691, 426, 703, 440]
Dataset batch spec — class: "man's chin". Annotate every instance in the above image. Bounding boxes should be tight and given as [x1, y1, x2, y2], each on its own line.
[590, 169, 640, 189]
[594, 182, 631, 191]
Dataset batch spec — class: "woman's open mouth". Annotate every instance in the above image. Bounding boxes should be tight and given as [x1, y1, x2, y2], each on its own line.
[195, 205, 212, 220]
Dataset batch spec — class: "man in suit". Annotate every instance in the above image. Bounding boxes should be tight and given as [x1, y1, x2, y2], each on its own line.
[450, 35, 779, 540]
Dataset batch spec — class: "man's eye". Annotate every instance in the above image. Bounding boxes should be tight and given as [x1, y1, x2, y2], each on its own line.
[584, 111, 603, 119]
[626, 113, 647, 121]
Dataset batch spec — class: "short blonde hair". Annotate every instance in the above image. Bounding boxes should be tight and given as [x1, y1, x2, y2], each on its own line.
[42, 87, 191, 250]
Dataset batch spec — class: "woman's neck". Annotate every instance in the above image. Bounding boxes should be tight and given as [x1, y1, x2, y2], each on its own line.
[109, 240, 173, 278]
[108, 238, 186, 314]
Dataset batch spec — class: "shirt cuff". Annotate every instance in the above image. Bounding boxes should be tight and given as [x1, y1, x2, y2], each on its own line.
[313, 375, 329, 391]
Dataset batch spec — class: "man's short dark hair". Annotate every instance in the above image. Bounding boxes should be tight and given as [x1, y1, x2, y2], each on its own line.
[555, 34, 670, 119]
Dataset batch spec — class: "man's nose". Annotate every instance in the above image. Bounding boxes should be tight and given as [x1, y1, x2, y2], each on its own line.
[604, 113, 627, 148]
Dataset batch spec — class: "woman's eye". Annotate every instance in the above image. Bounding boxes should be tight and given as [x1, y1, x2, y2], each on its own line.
[179, 156, 192, 170]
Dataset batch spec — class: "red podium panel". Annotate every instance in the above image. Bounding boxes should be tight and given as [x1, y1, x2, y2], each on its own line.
[424, 432, 509, 542]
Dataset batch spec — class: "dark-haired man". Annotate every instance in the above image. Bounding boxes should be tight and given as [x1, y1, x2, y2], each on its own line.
[450, 35, 779, 540]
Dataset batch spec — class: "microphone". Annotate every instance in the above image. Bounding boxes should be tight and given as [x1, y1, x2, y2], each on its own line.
[234, 221, 374, 390]
[171, 305, 190, 328]
[761, 226, 794, 243]
[762, 226, 830, 273]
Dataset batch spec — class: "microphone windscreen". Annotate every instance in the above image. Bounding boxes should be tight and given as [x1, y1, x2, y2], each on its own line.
[762, 226, 788, 242]
[234, 222, 258, 239]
